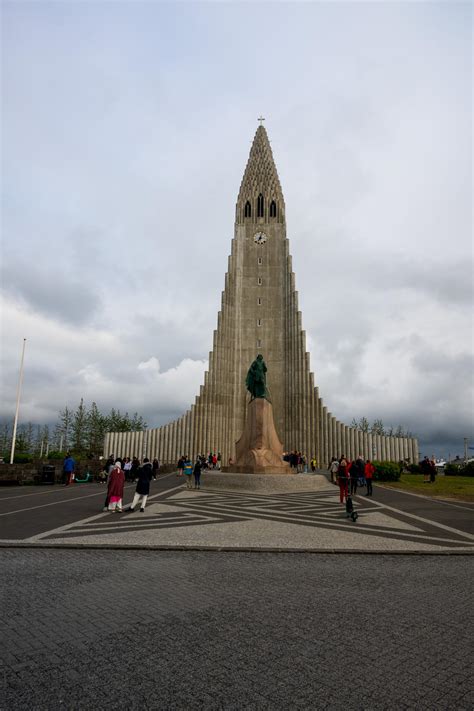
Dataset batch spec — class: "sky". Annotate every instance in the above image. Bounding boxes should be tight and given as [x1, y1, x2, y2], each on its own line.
[1, 1, 472, 459]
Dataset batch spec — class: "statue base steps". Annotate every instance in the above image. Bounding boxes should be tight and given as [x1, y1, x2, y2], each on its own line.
[202, 472, 328, 493]
[228, 398, 292, 475]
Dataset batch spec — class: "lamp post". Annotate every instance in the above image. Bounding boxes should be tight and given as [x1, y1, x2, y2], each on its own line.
[10, 339, 27, 465]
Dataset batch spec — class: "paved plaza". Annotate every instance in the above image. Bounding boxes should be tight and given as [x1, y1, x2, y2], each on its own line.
[1, 549, 473, 710]
[0, 473, 472, 552]
[1, 474, 473, 709]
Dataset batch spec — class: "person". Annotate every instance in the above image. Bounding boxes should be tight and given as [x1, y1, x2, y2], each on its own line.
[123, 457, 132, 481]
[177, 456, 185, 477]
[329, 457, 339, 485]
[310, 456, 317, 472]
[183, 457, 193, 489]
[104, 454, 115, 474]
[337, 456, 349, 504]
[350, 456, 365, 495]
[365, 459, 375, 497]
[290, 451, 298, 471]
[193, 457, 202, 489]
[130, 456, 140, 480]
[152, 458, 160, 480]
[62, 453, 75, 486]
[420, 456, 432, 483]
[217, 452, 222, 470]
[429, 456, 437, 483]
[105, 461, 125, 512]
[127, 458, 153, 512]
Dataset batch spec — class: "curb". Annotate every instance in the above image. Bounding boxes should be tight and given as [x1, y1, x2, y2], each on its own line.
[0, 542, 472, 555]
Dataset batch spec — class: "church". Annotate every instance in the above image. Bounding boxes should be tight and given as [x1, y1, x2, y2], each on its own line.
[104, 124, 419, 466]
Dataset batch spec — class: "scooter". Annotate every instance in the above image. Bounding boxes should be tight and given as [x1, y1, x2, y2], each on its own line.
[74, 470, 93, 484]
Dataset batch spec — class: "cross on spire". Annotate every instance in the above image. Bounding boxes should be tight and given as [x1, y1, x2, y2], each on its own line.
[258, 115, 265, 126]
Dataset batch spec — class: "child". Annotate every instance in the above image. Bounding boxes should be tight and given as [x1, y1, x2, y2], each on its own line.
[183, 457, 193, 489]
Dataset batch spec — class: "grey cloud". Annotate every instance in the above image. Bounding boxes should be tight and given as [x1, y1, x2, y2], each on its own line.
[1, 262, 102, 325]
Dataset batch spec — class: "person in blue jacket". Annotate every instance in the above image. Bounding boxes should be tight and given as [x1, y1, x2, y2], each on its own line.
[62, 453, 75, 486]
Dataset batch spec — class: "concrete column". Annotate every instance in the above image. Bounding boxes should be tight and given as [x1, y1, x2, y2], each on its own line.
[297, 321, 304, 452]
[349, 427, 355, 461]
[413, 438, 419, 464]
[367, 432, 373, 461]
[157, 426, 164, 462]
[321, 405, 328, 467]
[162, 425, 168, 464]
[309, 374, 316, 463]
[314, 387, 320, 465]
[331, 417, 337, 463]
[403, 437, 410, 459]
[195, 390, 203, 457]
[304, 353, 312, 461]
[207, 350, 216, 459]
[394, 437, 400, 462]
[363, 430, 368, 459]
[176, 417, 183, 459]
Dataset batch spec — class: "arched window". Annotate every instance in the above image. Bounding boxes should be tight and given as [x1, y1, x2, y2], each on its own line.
[257, 193, 264, 218]
[244, 201, 252, 218]
[269, 200, 277, 218]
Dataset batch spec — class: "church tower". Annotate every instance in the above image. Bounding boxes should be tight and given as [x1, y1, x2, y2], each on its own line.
[105, 125, 419, 466]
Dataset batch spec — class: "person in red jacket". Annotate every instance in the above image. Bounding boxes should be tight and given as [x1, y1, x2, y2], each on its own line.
[365, 460, 375, 497]
[337, 456, 349, 503]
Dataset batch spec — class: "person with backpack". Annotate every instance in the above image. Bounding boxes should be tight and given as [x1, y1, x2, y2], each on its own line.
[337, 456, 349, 504]
[183, 457, 194, 489]
[329, 457, 339, 484]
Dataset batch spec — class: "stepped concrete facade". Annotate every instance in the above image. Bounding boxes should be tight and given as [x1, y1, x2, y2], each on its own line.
[104, 126, 419, 466]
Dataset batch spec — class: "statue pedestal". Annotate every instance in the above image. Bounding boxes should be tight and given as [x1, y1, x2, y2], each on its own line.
[227, 398, 293, 475]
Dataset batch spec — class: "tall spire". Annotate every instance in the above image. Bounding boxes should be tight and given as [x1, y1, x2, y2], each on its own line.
[237, 125, 285, 211]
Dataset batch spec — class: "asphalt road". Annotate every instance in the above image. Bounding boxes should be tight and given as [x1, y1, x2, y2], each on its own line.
[1, 550, 472, 710]
[0, 473, 183, 541]
[0, 474, 472, 542]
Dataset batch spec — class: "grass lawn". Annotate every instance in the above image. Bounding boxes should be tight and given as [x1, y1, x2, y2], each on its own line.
[380, 474, 474, 502]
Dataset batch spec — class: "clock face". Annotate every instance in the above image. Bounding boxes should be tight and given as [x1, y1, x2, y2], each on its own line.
[254, 231, 267, 245]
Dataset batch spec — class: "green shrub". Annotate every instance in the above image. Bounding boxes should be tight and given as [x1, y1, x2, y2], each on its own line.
[46, 450, 66, 460]
[445, 463, 463, 477]
[407, 464, 422, 474]
[459, 461, 474, 477]
[12, 453, 33, 463]
[373, 461, 401, 481]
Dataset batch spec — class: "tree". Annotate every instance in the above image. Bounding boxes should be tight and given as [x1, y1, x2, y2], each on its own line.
[0, 422, 12, 455]
[351, 417, 369, 432]
[55, 406, 72, 452]
[130, 412, 147, 431]
[86, 402, 106, 456]
[16, 422, 35, 453]
[371, 419, 386, 435]
[71, 399, 87, 453]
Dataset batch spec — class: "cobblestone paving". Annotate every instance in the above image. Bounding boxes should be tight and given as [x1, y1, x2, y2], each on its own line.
[1, 550, 473, 710]
[36, 488, 474, 551]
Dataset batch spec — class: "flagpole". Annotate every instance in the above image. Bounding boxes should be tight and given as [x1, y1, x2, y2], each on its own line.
[10, 338, 27, 465]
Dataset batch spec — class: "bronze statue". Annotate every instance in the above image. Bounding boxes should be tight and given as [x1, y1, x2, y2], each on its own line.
[245, 354, 268, 400]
